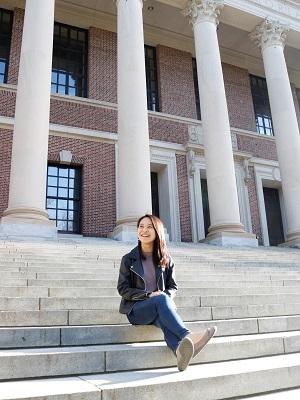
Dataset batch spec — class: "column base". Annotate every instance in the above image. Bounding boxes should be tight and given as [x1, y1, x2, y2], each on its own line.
[202, 223, 258, 247]
[109, 222, 138, 242]
[279, 231, 300, 249]
[0, 208, 57, 239]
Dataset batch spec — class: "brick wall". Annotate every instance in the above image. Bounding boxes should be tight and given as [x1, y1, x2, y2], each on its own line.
[48, 136, 116, 237]
[157, 45, 197, 120]
[0, 129, 12, 218]
[7, 8, 24, 85]
[88, 27, 117, 103]
[176, 154, 192, 242]
[223, 63, 256, 132]
[237, 134, 278, 161]
[247, 166, 262, 244]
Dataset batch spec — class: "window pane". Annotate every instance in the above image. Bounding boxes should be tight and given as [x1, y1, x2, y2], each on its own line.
[47, 198, 56, 209]
[59, 168, 68, 177]
[58, 199, 68, 209]
[57, 210, 68, 220]
[57, 221, 68, 231]
[0, 9, 13, 84]
[48, 176, 58, 186]
[58, 188, 68, 198]
[59, 177, 68, 187]
[48, 209, 56, 219]
[48, 187, 57, 197]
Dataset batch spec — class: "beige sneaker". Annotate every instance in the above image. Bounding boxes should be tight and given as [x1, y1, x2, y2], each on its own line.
[176, 336, 194, 371]
[187, 325, 217, 358]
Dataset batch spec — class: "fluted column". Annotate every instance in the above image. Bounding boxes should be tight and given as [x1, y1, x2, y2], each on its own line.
[111, 0, 152, 241]
[0, 0, 56, 238]
[183, 0, 257, 246]
[251, 19, 300, 248]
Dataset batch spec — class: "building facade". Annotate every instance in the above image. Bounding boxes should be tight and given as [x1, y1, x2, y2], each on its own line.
[0, 0, 300, 247]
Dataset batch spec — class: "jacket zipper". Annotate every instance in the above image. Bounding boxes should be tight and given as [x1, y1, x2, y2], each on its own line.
[130, 266, 146, 290]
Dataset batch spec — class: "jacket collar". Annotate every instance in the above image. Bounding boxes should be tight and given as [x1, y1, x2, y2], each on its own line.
[129, 246, 164, 282]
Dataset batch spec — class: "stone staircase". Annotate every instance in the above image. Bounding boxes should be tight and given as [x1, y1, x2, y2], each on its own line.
[0, 237, 300, 399]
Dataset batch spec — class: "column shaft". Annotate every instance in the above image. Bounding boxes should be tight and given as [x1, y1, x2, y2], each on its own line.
[0, 0, 56, 237]
[194, 21, 241, 226]
[184, 0, 257, 246]
[263, 43, 300, 242]
[112, 0, 152, 240]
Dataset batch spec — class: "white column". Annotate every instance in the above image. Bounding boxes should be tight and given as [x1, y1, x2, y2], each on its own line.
[251, 19, 300, 248]
[111, 0, 152, 241]
[183, 0, 257, 246]
[0, 0, 56, 238]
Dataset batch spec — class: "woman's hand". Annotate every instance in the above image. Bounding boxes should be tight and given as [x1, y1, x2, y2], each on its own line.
[148, 290, 162, 297]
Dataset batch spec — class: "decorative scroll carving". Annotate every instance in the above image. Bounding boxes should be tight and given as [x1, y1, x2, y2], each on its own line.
[183, 0, 224, 25]
[250, 18, 289, 50]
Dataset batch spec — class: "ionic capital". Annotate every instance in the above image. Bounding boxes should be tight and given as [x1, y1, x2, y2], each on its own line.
[250, 18, 289, 51]
[183, 0, 224, 26]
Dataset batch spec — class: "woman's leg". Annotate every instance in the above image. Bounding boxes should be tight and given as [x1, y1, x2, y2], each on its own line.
[128, 293, 190, 352]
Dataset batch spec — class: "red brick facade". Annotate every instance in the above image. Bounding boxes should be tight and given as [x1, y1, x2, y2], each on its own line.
[88, 27, 117, 103]
[48, 136, 116, 237]
[7, 8, 24, 85]
[176, 154, 192, 242]
[157, 45, 198, 120]
[223, 63, 256, 132]
[2, 6, 296, 242]
[247, 166, 262, 244]
[0, 129, 12, 219]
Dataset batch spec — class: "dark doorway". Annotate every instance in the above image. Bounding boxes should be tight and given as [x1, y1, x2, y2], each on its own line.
[263, 187, 284, 246]
[201, 178, 211, 237]
[46, 164, 82, 233]
[151, 172, 160, 218]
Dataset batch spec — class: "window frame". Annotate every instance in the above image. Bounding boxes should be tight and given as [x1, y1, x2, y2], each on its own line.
[0, 8, 13, 84]
[46, 164, 82, 234]
[52, 22, 88, 98]
[192, 58, 201, 120]
[249, 74, 274, 136]
[144, 44, 160, 112]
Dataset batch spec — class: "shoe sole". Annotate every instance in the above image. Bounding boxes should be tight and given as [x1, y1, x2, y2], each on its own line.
[194, 325, 217, 358]
[177, 336, 194, 371]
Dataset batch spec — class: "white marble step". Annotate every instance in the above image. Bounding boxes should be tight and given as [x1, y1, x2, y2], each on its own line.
[1, 315, 300, 348]
[0, 353, 299, 400]
[0, 331, 299, 380]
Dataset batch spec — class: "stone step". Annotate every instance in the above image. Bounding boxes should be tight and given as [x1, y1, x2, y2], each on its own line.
[47, 285, 300, 298]
[26, 279, 290, 288]
[0, 331, 299, 380]
[0, 353, 299, 400]
[2, 303, 300, 327]
[1, 315, 300, 348]
[236, 388, 300, 399]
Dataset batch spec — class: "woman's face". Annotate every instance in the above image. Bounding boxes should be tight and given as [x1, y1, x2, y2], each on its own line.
[137, 217, 156, 245]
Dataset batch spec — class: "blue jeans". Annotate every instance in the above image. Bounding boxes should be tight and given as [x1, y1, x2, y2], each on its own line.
[127, 293, 190, 353]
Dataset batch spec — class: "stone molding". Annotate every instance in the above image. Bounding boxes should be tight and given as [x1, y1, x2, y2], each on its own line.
[183, 0, 224, 25]
[188, 124, 238, 150]
[250, 18, 289, 50]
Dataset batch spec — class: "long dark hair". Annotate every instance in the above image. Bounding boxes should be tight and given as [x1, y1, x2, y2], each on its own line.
[137, 214, 170, 268]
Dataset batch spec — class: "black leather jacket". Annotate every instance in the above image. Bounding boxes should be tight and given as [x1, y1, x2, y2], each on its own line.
[117, 246, 178, 314]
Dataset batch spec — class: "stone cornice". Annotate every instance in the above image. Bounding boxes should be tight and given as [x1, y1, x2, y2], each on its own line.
[183, 0, 224, 25]
[250, 18, 289, 50]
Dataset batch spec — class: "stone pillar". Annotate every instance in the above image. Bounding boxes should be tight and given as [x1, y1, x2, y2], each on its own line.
[251, 19, 300, 248]
[111, 0, 152, 241]
[0, 0, 56, 238]
[183, 0, 257, 246]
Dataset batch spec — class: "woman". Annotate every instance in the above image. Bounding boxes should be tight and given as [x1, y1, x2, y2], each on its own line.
[117, 214, 217, 371]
